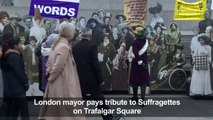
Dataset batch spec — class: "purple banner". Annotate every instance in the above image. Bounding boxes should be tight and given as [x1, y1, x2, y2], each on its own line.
[29, 0, 80, 19]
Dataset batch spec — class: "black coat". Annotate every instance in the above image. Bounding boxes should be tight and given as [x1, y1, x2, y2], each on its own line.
[2, 50, 28, 97]
[91, 27, 104, 46]
[3, 23, 25, 37]
[73, 39, 103, 94]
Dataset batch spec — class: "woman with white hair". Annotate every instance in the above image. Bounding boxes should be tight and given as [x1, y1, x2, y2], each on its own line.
[39, 21, 85, 120]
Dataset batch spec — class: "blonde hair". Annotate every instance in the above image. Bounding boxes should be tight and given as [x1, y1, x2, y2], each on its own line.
[52, 21, 75, 50]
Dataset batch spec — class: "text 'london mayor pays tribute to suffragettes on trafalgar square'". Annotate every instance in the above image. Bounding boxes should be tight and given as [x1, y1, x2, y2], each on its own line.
[34, 99, 181, 115]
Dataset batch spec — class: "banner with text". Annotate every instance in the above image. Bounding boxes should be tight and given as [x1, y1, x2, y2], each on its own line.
[29, 0, 80, 19]
[174, 0, 206, 20]
[124, 0, 147, 26]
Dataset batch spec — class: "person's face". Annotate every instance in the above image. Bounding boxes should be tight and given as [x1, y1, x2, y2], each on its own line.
[80, 18, 85, 26]
[146, 27, 151, 33]
[52, 20, 60, 29]
[112, 27, 118, 34]
[70, 19, 77, 25]
[120, 46, 124, 53]
[199, 38, 205, 45]
[25, 18, 32, 28]
[102, 28, 107, 34]
[104, 18, 110, 25]
[149, 40, 154, 45]
[176, 49, 181, 56]
[123, 28, 128, 34]
[193, 29, 199, 36]
[11, 19, 18, 26]
[154, 12, 158, 18]
[1, 17, 8, 25]
[45, 20, 52, 29]
[156, 27, 161, 34]
[35, 18, 41, 26]
[118, 16, 124, 23]
[20, 36, 26, 44]
[0, 46, 2, 58]
[92, 14, 98, 19]
[90, 22, 96, 28]
[171, 24, 177, 31]
[14, 42, 23, 51]
[99, 11, 104, 19]
[30, 40, 36, 46]
[205, 11, 211, 19]
[104, 37, 109, 43]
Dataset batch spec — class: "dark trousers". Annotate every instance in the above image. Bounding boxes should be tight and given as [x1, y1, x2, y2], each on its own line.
[83, 91, 113, 120]
[4, 96, 29, 120]
[132, 84, 146, 100]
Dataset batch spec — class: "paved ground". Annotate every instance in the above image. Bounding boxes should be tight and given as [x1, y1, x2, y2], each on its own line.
[25, 94, 213, 120]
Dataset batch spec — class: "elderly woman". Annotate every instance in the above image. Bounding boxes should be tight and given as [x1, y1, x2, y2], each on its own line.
[39, 21, 85, 120]
[0, 11, 9, 34]
[190, 34, 212, 96]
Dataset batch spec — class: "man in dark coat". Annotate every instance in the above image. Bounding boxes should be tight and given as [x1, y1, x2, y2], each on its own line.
[1, 34, 29, 120]
[73, 27, 116, 120]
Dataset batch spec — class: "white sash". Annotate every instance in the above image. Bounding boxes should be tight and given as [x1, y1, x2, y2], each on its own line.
[138, 39, 148, 56]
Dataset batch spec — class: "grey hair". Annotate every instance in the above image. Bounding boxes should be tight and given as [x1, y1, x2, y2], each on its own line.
[52, 21, 75, 50]
[81, 27, 92, 38]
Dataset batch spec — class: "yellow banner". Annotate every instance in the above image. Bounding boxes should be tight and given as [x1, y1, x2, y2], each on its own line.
[124, 0, 147, 26]
[174, 0, 207, 20]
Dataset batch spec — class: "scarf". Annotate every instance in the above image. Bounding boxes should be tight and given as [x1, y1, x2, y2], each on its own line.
[41, 47, 51, 57]
[29, 45, 36, 65]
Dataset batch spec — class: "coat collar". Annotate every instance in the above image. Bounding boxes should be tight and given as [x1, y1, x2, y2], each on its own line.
[5, 49, 20, 55]
[81, 39, 90, 42]
[59, 37, 69, 45]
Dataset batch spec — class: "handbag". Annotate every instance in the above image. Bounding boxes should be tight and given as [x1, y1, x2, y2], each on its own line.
[194, 56, 208, 70]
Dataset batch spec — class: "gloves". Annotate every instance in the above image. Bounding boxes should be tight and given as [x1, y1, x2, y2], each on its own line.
[138, 60, 143, 65]
[138, 60, 148, 70]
